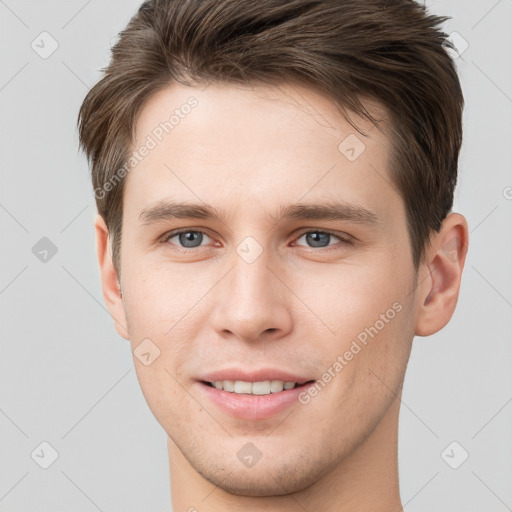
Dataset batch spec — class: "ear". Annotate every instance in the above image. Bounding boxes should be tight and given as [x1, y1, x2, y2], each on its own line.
[414, 213, 469, 336]
[94, 214, 130, 340]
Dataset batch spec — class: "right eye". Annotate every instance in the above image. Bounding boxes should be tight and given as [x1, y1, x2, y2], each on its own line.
[163, 229, 214, 249]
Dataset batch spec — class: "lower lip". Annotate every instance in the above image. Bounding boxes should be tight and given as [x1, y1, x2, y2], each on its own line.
[196, 381, 313, 421]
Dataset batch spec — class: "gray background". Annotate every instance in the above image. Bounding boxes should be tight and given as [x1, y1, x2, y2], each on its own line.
[1, 1, 511, 510]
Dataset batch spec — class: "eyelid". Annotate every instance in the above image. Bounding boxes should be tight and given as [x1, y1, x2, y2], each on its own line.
[161, 228, 215, 246]
[292, 229, 353, 247]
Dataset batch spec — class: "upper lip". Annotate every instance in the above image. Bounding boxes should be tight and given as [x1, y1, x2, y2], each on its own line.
[199, 368, 313, 385]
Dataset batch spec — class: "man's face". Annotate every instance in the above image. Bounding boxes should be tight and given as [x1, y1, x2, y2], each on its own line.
[115, 82, 419, 495]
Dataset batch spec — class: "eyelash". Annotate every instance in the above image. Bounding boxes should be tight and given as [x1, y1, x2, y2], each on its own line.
[160, 228, 352, 253]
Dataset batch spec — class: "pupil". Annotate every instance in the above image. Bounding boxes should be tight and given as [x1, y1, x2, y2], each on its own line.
[307, 232, 329, 247]
[180, 231, 202, 247]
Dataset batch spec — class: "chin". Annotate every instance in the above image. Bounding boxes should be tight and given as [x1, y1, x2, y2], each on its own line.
[198, 462, 320, 497]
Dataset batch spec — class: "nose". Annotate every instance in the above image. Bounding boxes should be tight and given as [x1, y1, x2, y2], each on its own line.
[210, 246, 293, 344]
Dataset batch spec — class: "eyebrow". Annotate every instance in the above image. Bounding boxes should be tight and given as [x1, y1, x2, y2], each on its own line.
[139, 199, 380, 226]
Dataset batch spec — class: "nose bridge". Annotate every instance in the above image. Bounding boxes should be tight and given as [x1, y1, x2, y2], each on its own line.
[211, 239, 292, 341]
[232, 243, 273, 299]
[228, 241, 277, 313]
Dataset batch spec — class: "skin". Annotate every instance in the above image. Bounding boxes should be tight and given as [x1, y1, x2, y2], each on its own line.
[95, 81, 468, 511]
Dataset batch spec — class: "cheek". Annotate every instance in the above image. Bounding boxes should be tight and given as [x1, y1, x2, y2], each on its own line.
[122, 262, 206, 338]
[121, 263, 213, 396]
[295, 260, 415, 399]
[292, 259, 410, 342]
[335, 293, 415, 413]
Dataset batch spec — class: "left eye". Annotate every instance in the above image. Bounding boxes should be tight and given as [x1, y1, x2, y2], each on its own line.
[295, 231, 345, 248]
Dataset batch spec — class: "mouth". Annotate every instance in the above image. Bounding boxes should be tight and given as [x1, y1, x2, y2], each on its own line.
[196, 369, 316, 420]
[197, 378, 316, 420]
[201, 379, 314, 395]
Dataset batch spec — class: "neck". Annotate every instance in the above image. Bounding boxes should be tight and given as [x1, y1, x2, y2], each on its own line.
[168, 393, 403, 512]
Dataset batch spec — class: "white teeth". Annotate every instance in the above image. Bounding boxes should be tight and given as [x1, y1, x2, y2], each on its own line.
[210, 380, 298, 395]
[234, 381, 253, 394]
[252, 380, 271, 395]
[270, 380, 285, 393]
[223, 380, 235, 392]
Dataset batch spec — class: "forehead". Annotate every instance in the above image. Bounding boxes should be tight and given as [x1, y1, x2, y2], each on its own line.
[133, 81, 389, 158]
[125, 81, 400, 224]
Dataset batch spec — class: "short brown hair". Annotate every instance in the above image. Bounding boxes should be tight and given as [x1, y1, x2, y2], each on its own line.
[78, 0, 464, 273]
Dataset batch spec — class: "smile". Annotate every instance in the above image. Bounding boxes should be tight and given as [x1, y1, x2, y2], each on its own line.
[205, 380, 299, 395]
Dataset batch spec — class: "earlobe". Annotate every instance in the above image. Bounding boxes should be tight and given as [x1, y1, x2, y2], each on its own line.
[94, 214, 130, 340]
[414, 213, 469, 337]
